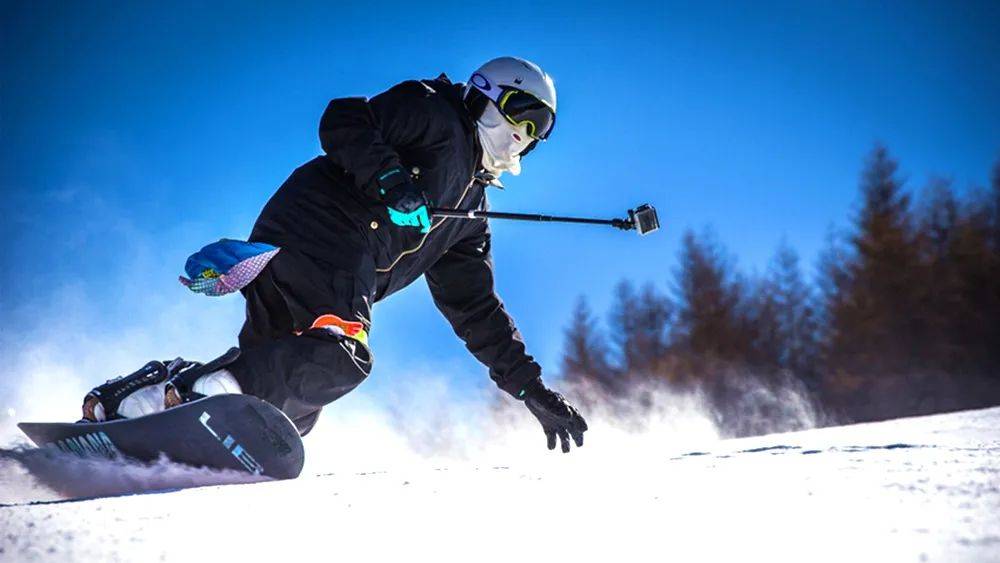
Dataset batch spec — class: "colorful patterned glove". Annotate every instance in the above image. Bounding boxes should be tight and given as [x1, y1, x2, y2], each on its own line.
[179, 239, 279, 296]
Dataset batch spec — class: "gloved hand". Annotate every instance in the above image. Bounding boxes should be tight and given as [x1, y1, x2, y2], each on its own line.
[379, 167, 431, 234]
[520, 378, 588, 453]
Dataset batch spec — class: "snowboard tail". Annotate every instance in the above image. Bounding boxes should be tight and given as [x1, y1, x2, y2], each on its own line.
[18, 394, 304, 480]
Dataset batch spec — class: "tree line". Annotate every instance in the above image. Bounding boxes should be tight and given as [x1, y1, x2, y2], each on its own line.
[561, 145, 1000, 435]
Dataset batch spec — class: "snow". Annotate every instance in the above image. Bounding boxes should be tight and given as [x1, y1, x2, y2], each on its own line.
[1, 406, 998, 562]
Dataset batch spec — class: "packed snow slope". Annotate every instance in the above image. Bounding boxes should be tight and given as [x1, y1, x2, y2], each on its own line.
[1, 406, 998, 562]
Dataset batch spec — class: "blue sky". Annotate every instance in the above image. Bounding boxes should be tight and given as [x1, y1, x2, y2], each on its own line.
[2, 1, 998, 400]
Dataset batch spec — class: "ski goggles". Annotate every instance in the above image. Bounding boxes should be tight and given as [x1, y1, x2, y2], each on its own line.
[493, 88, 556, 140]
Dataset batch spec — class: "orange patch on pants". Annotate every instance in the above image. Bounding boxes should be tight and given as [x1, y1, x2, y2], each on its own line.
[297, 314, 369, 345]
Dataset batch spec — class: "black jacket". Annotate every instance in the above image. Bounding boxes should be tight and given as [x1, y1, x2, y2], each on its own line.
[249, 75, 541, 396]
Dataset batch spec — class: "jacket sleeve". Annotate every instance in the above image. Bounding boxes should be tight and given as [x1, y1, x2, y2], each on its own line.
[318, 80, 447, 199]
[425, 221, 542, 397]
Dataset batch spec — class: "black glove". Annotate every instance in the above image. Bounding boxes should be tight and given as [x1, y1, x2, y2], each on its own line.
[378, 167, 432, 233]
[378, 166, 428, 213]
[383, 180, 428, 214]
[521, 378, 588, 453]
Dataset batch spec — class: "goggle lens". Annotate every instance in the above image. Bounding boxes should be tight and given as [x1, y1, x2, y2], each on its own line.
[497, 89, 555, 140]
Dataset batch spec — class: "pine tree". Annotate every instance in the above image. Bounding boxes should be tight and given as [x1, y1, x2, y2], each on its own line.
[947, 163, 1000, 377]
[827, 144, 921, 376]
[609, 281, 672, 376]
[990, 158, 1000, 375]
[744, 275, 783, 370]
[672, 229, 746, 368]
[992, 158, 1000, 254]
[914, 177, 962, 371]
[990, 158, 1000, 358]
[816, 228, 850, 352]
[768, 242, 820, 378]
[561, 296, 614, 391]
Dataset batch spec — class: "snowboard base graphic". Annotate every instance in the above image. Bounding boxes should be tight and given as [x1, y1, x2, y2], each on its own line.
[18, 394, 304, 480]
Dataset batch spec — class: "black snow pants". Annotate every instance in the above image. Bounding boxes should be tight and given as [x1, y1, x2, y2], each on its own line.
[226, 244, 376, 436]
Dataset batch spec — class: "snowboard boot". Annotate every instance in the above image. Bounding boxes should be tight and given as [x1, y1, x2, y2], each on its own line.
[82, 358, 196, 422]
[164, 347, 243, 408]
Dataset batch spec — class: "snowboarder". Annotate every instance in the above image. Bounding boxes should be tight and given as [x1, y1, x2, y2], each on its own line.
[80, 56, 588, 453]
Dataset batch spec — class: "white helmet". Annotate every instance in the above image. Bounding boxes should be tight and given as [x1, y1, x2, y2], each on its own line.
[464, 56, 557, 140]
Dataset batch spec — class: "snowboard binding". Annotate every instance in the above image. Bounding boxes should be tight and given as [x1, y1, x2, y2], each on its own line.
[164, 347, 242, 408]
[82, 358, 195, 422]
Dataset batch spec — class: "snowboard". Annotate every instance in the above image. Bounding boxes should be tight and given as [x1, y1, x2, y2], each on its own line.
[18, 394, 304, 480]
